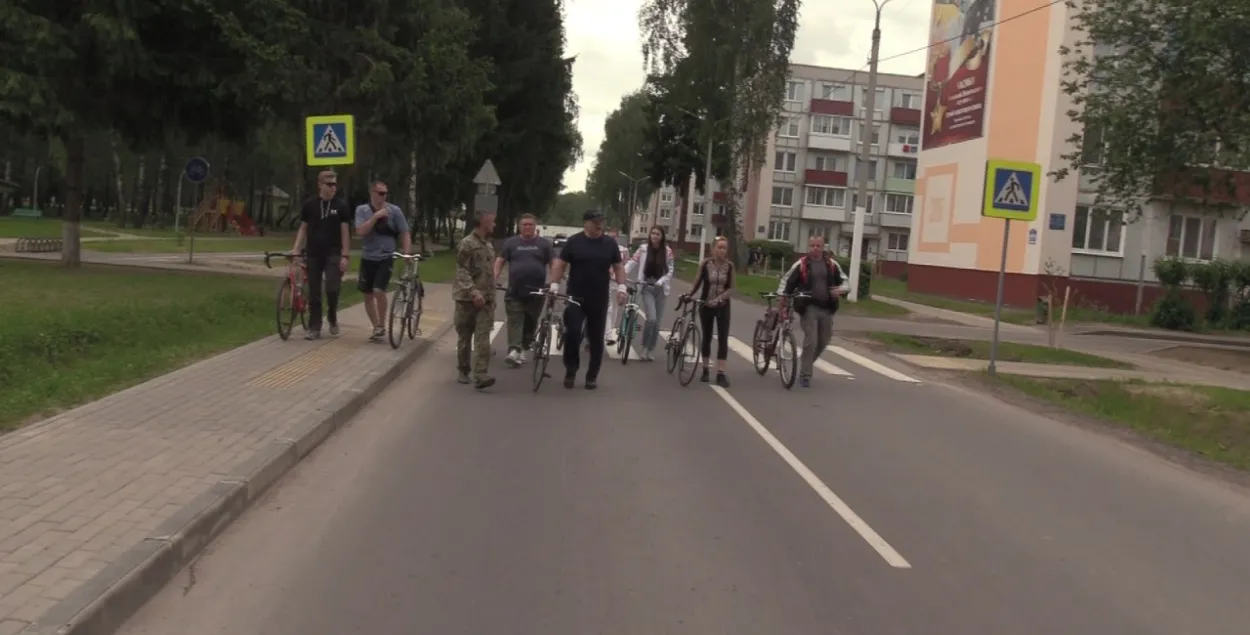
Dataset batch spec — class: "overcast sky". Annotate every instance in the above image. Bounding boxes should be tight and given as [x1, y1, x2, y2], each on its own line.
[562, 0, 932, 192]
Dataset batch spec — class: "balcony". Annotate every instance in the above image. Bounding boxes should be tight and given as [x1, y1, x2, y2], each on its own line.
[884, 177, 915, 193]
[890, 107, 922, 126]
[800, 204, 849, 223]
[810, 99, 854, 116]
[879, 212, 913, 228]
[808, 135, 853, 152]
[805, 169, 849, 187]
[887, 142, 919, 158]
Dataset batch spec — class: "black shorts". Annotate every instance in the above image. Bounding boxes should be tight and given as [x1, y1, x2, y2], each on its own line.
[357, 257, 393, 293]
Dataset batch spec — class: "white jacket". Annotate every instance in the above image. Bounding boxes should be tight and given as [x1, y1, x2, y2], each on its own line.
[624, 243, 675, 295]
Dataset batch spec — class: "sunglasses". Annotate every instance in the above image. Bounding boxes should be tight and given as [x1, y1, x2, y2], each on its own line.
[322, 181, 338, 187]
[374, 191, 388, 197]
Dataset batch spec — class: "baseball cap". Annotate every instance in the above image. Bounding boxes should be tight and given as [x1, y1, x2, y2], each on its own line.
[583, 209, 604, 221]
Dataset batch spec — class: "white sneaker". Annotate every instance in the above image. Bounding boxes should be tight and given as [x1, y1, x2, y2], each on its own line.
[504, 349, 521, 368]
[521, 350, 530, 363]
[606, 328, 618, 344]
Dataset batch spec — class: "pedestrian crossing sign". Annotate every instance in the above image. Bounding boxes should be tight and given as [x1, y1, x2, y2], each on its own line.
[305, 115, 355, 166]
[981, 159, 1041, 221]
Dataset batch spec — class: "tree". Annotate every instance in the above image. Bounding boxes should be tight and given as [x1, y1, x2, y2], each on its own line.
[548, 190, 595, 225]
[587, 91, 657, 230]
[1055, 0, 1250, 220]
[638, 0, 800, 260]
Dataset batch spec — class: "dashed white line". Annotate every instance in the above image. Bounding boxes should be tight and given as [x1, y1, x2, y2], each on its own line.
[826, 345, 920, 383]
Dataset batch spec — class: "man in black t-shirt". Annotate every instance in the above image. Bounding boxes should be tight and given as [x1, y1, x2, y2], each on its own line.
[292, 170, 352, 339]
[547, 210, 628, 390]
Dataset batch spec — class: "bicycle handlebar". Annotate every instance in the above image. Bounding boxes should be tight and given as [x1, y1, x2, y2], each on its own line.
[760, 291, 812, 299]
[530, 289, 581, 307]
[263, 251, 300, 268]
[390, 252, 428, 261]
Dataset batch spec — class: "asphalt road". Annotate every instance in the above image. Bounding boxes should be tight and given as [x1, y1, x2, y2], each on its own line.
[119, 297, 1250, 635]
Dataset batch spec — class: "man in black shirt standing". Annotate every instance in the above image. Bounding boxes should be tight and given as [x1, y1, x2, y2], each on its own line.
[548, 210, 627, 389]
[292, 170, 352, 339]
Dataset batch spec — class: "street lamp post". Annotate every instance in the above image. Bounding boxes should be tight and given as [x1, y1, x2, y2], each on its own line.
[849, 0, 892, 302]
[676, 106, 718, 263]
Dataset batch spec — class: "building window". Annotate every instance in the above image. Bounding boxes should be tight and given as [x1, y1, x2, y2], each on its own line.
[805, 186, 846, 208]
[855, 160, 877, 181]
[715, 204, 726, 217]
[884, 193, 914, 214]
[692, 202, 705, 216]
[808, 225, 831, 242]
[870, 126, 882, 146]
[851, 194, 874, 213]
[774, 151, 797, 172]
[895, 129, 920, 145]
[771, 186, 794, 207]
[1081, 124, 1104, 166]
[691, 224, 703, 237]
[887, 232, 909, 251]
[819, 83, 851, 101]
[660, 191, 674, 203]
[898, 92, 920, 109]
[892, 162, 917, 179]
[659, 207, 672, 220]
[778, 116, 800, 138]
[812, 154, 846, 172]
[1165, 215, 1217, 260]
[859, 88, 886, 106]
[785, 80, 803, 101]
[811, 115, 851, 136]
[1071, 205, 1124, 254]
[768, 220, 791, 241]
[640, 213, 649, 224]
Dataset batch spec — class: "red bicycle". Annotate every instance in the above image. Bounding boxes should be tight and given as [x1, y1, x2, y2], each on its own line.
[265, 252, 308, 340]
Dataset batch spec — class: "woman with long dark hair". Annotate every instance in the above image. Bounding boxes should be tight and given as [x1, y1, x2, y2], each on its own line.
[624, 225, 675, 361]
[688, 236, 734, 386]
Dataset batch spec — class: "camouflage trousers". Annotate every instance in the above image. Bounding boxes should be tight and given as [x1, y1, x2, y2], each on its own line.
[454, 300, 494, 379]
[505, 296, 544, 353]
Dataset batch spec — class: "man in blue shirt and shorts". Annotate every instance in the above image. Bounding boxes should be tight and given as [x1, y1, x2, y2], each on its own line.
[355, 179, 412, 341]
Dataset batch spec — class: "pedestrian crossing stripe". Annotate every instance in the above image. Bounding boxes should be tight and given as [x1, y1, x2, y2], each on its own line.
[993, 172, 1028, 207]
[304, 114, 356, 166]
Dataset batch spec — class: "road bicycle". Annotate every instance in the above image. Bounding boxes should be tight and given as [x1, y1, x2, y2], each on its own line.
[674, 297, 706, 387]
[615, 281, 652, 365]
[529, 288, 581, 392]
[264, 251, 307, 341]
[752, 291, 811, 389]
[387, 252, 428, 349]
[663, 294, 698, 374]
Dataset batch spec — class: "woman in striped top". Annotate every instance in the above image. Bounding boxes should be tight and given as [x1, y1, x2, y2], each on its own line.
[688, 236, 734, 387]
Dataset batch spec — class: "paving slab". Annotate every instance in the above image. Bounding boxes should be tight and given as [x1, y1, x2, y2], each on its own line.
[0, 284, 453, 635]
[891, 354, 1250, 390]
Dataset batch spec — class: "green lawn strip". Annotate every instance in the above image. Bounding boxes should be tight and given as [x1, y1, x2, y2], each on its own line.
[867, 331, 1132, 368]
[872, 278, 1035, 324]
[994, 376, 1250, 471]
[81, 222, 179, 237]
[0, 218, 111, 238]
[0, 260, 364, 430]
[672, 259, 907, 316]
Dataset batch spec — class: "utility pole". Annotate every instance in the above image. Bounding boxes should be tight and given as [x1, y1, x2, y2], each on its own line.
[849, 0, 891, 302]
[698, 133, 714, 263]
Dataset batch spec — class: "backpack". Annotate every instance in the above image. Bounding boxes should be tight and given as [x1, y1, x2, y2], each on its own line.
[797, 255, 837, 285]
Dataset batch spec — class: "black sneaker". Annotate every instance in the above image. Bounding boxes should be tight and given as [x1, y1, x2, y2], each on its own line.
[700, 368, 710, 383]
[584, 379, 597, 390]
[716, 372, 729, 388]
[563, 376, 576, 389]
[474, 376, 496, 390]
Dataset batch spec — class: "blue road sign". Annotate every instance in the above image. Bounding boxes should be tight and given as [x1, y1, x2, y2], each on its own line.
[184, 157, 210, 184]
[1048, 213, 1066, 231]
[981, 159, 1040, 221]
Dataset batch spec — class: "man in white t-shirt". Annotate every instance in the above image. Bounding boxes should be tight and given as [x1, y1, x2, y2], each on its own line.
[605, 240, 632, 344]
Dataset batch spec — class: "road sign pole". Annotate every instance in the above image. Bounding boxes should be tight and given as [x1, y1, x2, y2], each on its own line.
[988, 219, 1011, 376]
[174, 177, 184, 234]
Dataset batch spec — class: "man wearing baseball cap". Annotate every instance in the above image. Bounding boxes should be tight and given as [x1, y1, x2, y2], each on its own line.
[547, 210, 628, 389]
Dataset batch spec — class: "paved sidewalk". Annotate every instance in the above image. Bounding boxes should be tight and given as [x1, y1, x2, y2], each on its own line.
[873, 295, 1037, 332]
[0, 284, 453, 635]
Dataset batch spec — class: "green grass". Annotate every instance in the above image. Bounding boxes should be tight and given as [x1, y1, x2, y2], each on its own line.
[0, 260, 365, 430]
[672, 258, 908, 316]
[0, 217, 112, 238]
[996, 376, 1250, 470]
[872, 277, 1036, 323]
[866, 331, 1132, 368]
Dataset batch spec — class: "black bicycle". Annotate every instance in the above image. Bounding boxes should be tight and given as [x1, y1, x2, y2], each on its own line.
[387, 252, 427, 349]
[664, 294, 699, 374]
[752, 291, 810, 389]
[530, 288, 581, 392]
[674, 297, 706, 386]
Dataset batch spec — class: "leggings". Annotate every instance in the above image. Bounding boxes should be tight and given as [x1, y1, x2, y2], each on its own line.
[699, 303, 730, 362]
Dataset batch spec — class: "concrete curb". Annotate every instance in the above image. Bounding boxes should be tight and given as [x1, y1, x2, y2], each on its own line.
[23, 319, 454, 635]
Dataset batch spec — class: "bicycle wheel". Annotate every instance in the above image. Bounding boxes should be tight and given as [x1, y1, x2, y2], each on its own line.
[275, 278, 297, 340]
[619, 311, 635, 365]
[752, 320, 771, 375]
[677, 323, 702, 386]
[387, 285, 407, 349]
[531, 319, 550, 392]
[405, 282, 423, 339]
[777, 328, 799, 390]
[665, 317, 683, 374]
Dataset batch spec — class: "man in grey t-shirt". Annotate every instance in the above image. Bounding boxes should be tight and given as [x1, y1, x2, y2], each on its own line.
[355, 180, 411, 341]
[493, 213, 554, 367]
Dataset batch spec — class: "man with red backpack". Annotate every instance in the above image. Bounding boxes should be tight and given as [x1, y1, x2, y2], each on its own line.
[777, 235, 850, 388]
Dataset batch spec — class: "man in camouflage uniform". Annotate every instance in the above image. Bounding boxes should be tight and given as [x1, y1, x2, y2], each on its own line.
[453, 209, 498, 389]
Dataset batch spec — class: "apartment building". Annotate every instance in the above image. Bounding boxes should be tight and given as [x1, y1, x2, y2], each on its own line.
[629, 177, 730, 247]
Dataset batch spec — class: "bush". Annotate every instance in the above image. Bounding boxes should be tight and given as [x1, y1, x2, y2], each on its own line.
[834, 255, 873, 299]
[1188, 258, 1233, 326]
[1229, 262, 1250, 330]
[747, 238, 794, 262]
[1150, 257, 1195, 330]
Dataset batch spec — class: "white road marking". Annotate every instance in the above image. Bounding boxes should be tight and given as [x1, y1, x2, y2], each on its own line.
[827, 346, 920, 383]
[537, 324, 647, 360]
[726, 336, 852, 377]
[490, 320, 505, 343]
[709, 385, 912, 569]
